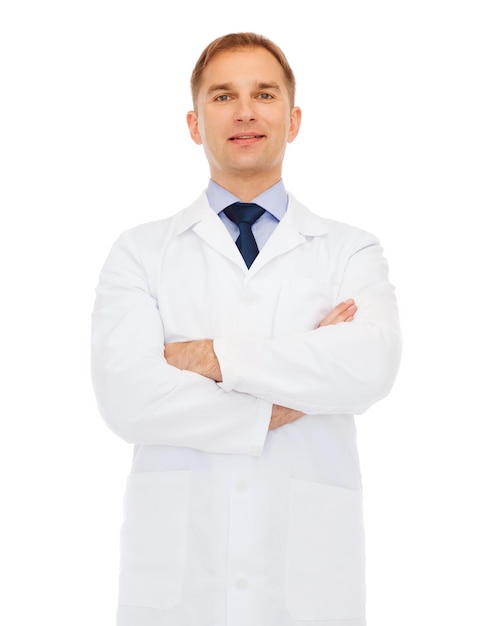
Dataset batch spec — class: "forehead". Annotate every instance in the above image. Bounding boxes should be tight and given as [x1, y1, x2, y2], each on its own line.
[199, 47, 288, 92]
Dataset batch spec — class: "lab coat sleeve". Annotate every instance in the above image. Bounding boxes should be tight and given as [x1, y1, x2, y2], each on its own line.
[91, 229, 271, 455]
[213, 239, 402, 415]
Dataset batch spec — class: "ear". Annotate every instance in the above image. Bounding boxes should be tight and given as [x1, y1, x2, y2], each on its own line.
[186, 111, 203, 145]
[288, 106, 302, 143]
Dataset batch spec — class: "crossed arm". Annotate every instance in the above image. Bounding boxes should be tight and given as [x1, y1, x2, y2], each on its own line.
[164, 299, 358, 430]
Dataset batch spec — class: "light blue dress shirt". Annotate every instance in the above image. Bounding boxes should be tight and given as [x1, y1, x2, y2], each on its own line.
[206, 179, 288, 251]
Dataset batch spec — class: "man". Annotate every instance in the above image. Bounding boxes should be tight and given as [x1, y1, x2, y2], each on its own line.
[91, 32, 401, 626]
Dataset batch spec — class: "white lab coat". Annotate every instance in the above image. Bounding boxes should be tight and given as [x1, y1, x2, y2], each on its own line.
[91, 191, 401, 626]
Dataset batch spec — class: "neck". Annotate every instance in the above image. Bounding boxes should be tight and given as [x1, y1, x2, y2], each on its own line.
[211, 172, 282, 202]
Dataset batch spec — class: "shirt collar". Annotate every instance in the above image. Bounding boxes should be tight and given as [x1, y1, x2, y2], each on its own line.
[206, 179, 288, 222]
[175, 190, 331, 238]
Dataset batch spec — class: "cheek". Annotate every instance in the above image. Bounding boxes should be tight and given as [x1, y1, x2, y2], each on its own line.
[269, 113, 292, 139]
[199, 119, 222, 148]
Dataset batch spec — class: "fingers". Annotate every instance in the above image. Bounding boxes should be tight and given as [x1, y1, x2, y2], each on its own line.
[318, 299, 357, 328]
[269, 405, 305, 430]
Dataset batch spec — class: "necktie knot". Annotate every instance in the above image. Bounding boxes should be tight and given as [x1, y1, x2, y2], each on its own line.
[223, 202, 266, 268]
[223, 202, 265, 227]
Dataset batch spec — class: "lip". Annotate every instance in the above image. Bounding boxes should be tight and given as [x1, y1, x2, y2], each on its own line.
[229, 133, 265, 143]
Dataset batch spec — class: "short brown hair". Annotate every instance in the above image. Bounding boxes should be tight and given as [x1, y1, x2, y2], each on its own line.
[190, 32, 296, 110]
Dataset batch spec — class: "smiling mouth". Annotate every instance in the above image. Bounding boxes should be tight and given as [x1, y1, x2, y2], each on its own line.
[229, 134, 265, 140]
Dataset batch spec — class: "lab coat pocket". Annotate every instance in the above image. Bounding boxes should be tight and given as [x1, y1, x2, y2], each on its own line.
[118, 470, 191, 611]
[286, 478, 365, 621]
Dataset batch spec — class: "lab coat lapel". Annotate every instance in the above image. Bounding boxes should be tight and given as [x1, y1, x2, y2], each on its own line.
[194, 211, 247, 270]
[248, 214, 305, 275]
[248, 194, 329, 277]
[177, 192, 248, 271]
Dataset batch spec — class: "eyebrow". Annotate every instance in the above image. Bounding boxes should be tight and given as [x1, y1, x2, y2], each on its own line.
[206, 83, 234, 95]
[257, 82, 281, 90]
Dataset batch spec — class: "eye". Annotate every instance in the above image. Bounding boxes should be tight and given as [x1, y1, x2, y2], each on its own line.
[257, 92, 273, 100]
[215, 94, 231, 102]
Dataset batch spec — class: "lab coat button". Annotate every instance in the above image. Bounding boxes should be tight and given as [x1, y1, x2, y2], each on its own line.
[235, 480, 247, 493]
[242, 293, 256, 305]
[235, 578, 248, 589]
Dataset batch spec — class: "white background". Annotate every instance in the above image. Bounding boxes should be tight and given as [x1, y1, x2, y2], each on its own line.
[1, 1, 493, 624]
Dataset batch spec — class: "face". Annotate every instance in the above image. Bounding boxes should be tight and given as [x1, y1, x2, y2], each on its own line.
[187, 47, 301, 192]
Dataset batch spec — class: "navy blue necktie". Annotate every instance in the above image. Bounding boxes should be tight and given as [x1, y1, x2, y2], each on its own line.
[223, 202, 266, 268]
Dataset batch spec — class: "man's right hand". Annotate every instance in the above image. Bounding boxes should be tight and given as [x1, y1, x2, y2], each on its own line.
[269, 299, 358, 430]
[269, 405, 304, 430]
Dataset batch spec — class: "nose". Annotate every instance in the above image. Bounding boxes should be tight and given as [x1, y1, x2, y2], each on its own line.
[234, 97, 256, 122]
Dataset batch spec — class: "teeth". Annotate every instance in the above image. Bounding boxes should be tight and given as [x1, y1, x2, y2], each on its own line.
[230, 134, 262, 140]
